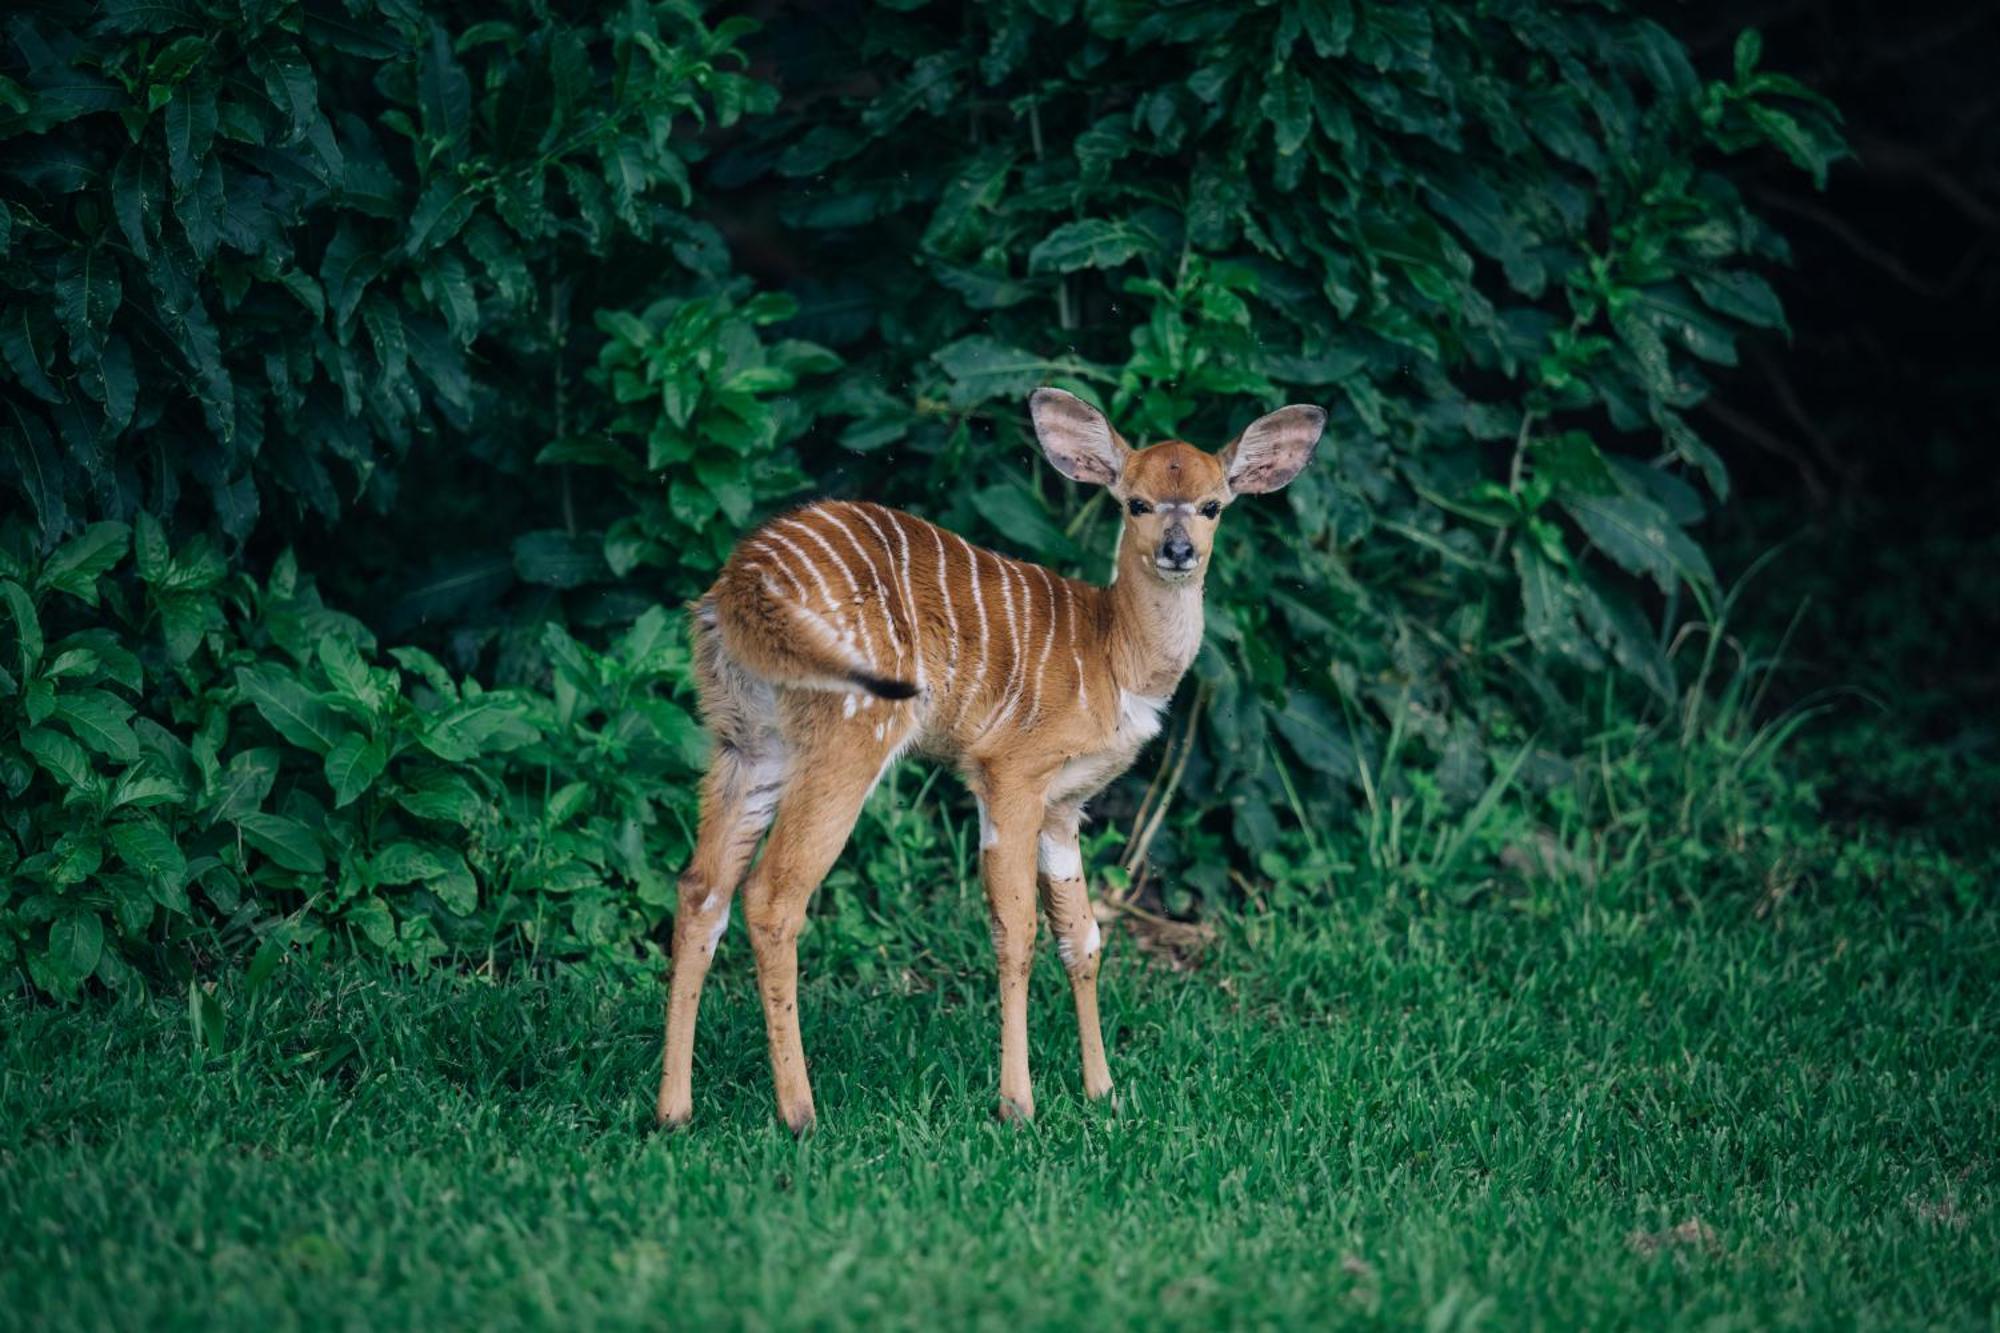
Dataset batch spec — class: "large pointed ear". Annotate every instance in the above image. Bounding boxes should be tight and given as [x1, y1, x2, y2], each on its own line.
[1220, 405, 1326, 494]
[1029, 388, 1130, 488]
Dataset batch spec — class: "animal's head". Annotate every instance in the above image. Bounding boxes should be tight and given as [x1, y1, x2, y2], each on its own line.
[1028, 388, 1326, 586]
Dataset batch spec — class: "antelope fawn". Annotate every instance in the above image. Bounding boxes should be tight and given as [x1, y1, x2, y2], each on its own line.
[657, 387, 1325, 1131]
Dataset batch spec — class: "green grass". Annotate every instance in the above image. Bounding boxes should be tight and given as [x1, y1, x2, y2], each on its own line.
[4, 859, 1995, 1331]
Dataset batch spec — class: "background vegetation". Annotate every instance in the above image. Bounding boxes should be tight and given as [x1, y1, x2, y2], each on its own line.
[5, 1, 1997, 1327]
[2, 0, 1853, 991]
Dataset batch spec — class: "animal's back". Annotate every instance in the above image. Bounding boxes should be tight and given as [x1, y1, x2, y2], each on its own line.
[700, 500, 1111, 762]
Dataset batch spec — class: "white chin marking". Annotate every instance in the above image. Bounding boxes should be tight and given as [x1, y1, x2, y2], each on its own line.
[1036, 833, 1082, 881]
[1153, 563, 1199, 583]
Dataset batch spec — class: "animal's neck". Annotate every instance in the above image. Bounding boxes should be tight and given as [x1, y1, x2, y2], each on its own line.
[1103, 540, 1206, 699]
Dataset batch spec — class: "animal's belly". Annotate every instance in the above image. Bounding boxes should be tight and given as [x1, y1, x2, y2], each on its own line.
[1048, 739, 1146, 807]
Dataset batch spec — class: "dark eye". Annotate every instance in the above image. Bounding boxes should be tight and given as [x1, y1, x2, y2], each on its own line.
[1199, 501, 1222, 519]
[1126, 498, 1153, 517]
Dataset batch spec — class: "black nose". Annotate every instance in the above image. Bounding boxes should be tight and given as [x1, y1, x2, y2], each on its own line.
[1160, 535, 1196, 567]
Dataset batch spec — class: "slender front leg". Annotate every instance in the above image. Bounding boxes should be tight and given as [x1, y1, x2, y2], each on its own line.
[658, 743, 784, 1127]
[978, 779, 1047, 1121]
[1037, 813, 1112, 1100]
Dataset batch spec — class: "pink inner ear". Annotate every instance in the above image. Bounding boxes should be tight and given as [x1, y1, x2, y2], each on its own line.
[1031, 388, 1125, 486]
[1227, 405, 1325, 493]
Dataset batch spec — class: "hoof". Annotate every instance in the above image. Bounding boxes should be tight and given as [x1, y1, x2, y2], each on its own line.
[656, 1102, 693, 1132]
[780, 1107, 817, 1138]
[1084, 1075, 1115, 1102]
[996, 1095, 1036, 1124]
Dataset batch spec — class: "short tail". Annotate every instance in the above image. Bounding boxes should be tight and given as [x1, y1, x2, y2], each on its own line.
[848, 671, 919, 700]
[704, 575, 918, 701]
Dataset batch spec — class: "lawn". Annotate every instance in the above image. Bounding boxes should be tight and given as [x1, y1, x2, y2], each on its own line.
[4, 853, 1995, 1331]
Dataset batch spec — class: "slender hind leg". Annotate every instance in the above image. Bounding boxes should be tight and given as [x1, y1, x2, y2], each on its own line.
[1037, 810, 1112, 1100]
[977, 773, 1048, 1122]
[657, 736, 785, 1127]
[740, 739, 885, 1134]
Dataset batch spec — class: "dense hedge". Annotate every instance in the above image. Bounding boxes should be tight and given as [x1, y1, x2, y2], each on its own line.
[1, 0, 1841, 996]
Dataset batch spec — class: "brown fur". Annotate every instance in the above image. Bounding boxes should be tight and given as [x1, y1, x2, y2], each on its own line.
[656, 389, 1324, 1131]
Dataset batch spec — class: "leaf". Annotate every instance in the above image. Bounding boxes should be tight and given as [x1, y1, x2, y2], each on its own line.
[207, 747, 278, 822]
[373, 840, 452, 883]
[932, 337, 1083, 408]
[234, 663, 347, 755]
[418, 23, 472, 162]
[324, 732, 387, 808]
[48, 913, 104, 985]
[163, 76, 216, 192]
[1690, 271, 1788, 334]
[1271, 692, 1358, 779]
[1260, 70, 1312, 156]
[1028, 218, 1151, 274]
[973, 482, 1079, 563]
[418, 695, 538, 762]
[22, 727, 95, 792]
[109, 819, 188, 890]
[1564, 493, 1715, 594]
[188, 978, 226, 1054]
[54, 246, 123, 360]
[235, 812, 325, 874]
[1, 578, 42, 679]
[39, 522, 130, 604]
[512, 529, 608, 589]
[55, 688, 141, 763]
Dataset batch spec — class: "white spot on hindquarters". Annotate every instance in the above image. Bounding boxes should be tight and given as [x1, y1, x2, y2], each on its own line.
[1036, 833, 1082, 881]
[702, 902, 730, 956]
[977, 798, 998, 849]
[843, 692, 858, 718]
[1118, 690, 1168, 742]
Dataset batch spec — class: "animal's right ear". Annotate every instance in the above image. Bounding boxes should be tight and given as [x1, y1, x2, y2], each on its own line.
[1030, 388, 1130, 489]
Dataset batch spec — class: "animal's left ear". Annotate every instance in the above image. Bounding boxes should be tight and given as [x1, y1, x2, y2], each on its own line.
[1220, 405, 1327, 495]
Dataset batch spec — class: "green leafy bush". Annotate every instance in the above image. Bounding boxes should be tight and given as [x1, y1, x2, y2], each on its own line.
[1, 0, 1850, 998]
[0, 0, 765, 546]
[0, 514, 706, 995]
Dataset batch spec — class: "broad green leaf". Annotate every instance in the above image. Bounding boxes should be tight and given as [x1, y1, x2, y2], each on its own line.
[1, 579, 41, 679]
[48, 913, 104, 985]
[324, 732, 388, 808]
[109, 818, 189, 890]
[236, 812, 325, 875]
[54, 688, 141, 763]
[235, 663, 347, 755]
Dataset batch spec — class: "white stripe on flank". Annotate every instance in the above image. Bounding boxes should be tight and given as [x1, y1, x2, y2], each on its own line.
[755, 543, 810, 602]
[926, 519, 959, 699]
[765, 527, 837, 617]
[857, 505, 924, 691]
[819, 505, 904, 668]
[778, 515, 876, 670]
[985, 560, 1027, 734]
[954, 532, 990, 723]
[1029, 565, 1059, 725]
